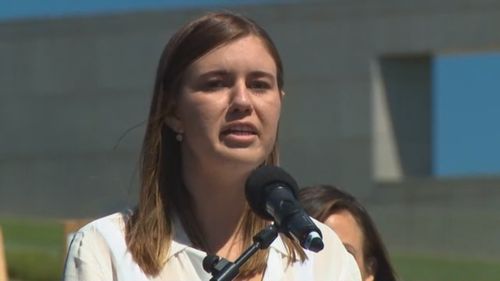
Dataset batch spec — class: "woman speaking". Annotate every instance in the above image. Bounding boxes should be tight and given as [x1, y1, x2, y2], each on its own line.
[63, 12, 361, 281]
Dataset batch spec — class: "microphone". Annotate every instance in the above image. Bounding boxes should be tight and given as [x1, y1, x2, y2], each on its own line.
[245, 165, 324, 252]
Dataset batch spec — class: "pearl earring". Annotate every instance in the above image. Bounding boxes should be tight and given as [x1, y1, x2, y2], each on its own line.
[176, 133, 183, 142]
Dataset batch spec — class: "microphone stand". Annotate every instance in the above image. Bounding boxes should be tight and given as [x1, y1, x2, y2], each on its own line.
[203, 224, 278, 281]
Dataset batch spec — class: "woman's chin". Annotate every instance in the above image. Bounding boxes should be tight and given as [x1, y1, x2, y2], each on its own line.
[218, 147, 268, 167]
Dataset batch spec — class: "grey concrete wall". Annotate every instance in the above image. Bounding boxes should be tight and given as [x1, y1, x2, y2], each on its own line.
[369, 178, 500, 259]
[1, 0, 500, 258]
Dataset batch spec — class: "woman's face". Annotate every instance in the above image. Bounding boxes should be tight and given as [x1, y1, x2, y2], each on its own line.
[168, 35, 282, 171]
[325, 210, 374, 281]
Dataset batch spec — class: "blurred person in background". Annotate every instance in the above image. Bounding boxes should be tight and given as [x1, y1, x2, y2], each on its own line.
[299, 184, 398, 281]
[62, 12, 361, 281]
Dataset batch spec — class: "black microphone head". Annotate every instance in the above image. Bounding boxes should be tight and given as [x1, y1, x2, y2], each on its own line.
[245, 165, 299, 220]
[202, 255, 219, 273]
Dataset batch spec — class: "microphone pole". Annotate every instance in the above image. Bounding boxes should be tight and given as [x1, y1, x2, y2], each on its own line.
[203, 224, 278, 281]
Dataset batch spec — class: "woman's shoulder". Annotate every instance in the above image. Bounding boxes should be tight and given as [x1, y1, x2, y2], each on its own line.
[70, 211, 131, 256]
[309, 218, 362, 281]
[312, 217, 342, 252]
[270, 218, 361, 281]
[79, 211, 128, 233]
[63, 211, 140, 281]
[63, 212, 124, 280]
[67, 211, 129, 255]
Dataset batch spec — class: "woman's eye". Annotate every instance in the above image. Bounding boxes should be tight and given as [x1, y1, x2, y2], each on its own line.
[249, 80, 271, 91]
[202, 80, 226, 91]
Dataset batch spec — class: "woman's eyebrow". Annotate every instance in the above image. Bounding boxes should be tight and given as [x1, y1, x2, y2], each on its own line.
[197, 69, 231, 79]
[342, 243, 358, 256]
[248, 70, 275, 80]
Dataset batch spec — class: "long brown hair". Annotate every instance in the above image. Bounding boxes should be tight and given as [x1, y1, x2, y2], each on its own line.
[126, 12, 305, 277]
[299, 185, 398, 281]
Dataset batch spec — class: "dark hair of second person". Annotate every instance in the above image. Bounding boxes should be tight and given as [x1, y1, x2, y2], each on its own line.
[298, 184, 397, 281]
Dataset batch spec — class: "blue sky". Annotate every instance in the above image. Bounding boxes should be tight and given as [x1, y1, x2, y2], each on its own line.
[434, 53, 500, 177]
[0, 0, 276, 21]
[1, 0, 499, 177]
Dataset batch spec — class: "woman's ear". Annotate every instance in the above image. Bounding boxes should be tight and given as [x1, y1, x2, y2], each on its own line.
[364, 257, 376, 281]
[364, 273, 374, 281]
[280, 90, 286, 99]
[164, 105, 183, 134]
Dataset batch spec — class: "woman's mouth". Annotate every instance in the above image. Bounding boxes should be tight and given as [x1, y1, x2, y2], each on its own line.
[221, 123, 258, 145]
[222, 125, 256, 135]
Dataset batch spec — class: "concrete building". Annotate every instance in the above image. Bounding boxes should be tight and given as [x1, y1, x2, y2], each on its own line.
[1, 0, 500, 259]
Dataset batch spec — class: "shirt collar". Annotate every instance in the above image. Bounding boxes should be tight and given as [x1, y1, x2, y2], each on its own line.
[167, 217, 291, 260]
[167, 219, 290, 281]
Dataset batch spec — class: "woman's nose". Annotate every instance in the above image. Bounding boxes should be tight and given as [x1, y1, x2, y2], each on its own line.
[228, 82, 252, 114]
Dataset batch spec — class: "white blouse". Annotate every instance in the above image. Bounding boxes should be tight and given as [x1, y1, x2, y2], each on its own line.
[63, 212, 361, 281]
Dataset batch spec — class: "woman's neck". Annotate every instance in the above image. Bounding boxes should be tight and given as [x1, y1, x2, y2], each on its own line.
[182, 158, 255, 259]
